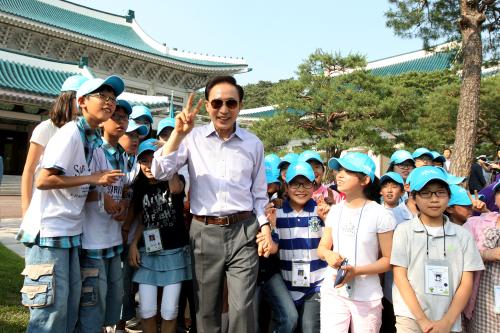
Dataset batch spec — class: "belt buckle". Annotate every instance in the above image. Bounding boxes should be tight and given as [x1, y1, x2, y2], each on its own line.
[219, 215, 231, 226]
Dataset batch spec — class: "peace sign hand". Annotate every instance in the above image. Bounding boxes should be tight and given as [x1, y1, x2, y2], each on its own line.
[175, 93, 203, 137]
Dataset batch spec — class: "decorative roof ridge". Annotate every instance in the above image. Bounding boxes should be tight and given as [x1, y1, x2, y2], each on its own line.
[0, 48, 84, 73]
[239, 105, 277, 115]
[39, 0, 130, 26]
[366, 42, 458, 70]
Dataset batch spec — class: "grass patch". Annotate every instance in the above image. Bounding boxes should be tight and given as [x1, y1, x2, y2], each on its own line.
[0, 243, 28, 332]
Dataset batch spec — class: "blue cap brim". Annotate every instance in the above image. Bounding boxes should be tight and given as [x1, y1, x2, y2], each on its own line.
[102, 75, 125, 97]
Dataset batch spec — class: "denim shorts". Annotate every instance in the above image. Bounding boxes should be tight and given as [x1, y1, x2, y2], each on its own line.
[21, 244, 81, 332]
[77, 254, 124, 332]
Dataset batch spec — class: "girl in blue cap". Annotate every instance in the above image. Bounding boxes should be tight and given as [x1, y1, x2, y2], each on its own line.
[264, 161, 327, 333]
[318, 152, 395, 333]
[128, 139, 192, 333]
[21, 74, 89, 216]
[131, 105, 153, 141]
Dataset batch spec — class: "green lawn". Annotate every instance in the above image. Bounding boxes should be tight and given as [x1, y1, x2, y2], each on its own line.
[0, 243, 28, 333]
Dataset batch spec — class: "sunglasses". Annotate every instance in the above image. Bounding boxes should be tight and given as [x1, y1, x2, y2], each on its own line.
[210, 99, 239, 110]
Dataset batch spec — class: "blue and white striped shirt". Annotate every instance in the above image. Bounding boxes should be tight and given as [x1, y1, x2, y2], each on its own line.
[275, 199, 327, 304]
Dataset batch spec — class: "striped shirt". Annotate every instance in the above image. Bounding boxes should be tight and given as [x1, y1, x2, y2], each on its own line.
[82, 244, 123, 259]
[38, 234, 81, 248]
[275, 199, 327, 304]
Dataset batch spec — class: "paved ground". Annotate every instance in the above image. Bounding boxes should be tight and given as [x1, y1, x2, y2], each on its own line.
[0, 196, 24, 257]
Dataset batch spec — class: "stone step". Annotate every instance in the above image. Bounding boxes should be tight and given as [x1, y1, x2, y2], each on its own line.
[0, 175, 21, 196]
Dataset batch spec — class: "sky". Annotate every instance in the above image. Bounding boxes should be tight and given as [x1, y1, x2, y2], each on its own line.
[73, 0, 424, 85]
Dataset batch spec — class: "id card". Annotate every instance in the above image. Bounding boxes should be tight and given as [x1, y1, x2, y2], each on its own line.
[424, 263, 450, 296]
[143, 228, 162, 253]
[292, 260, 310, 287]
[494, 285, 500, 314]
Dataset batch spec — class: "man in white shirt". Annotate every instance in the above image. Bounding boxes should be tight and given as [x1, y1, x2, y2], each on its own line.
[151, 76, 271, 333]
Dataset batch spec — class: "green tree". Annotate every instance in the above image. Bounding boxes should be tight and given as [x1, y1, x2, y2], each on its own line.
[385, 0, 499, 176]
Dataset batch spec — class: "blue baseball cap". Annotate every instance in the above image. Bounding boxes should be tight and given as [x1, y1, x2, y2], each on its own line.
[448, 185, 472, 206]
[157, 118, 176, 137]
[390, 150, 414, 165]
[126, 119, 149, 136]
[430, 151, 446, 163]
[265, 159, 281, 184]
[60, 74, 89, 92]
[278, 153, 299, 169]
[115, 99, 132, 115]
[408, 166, 449, 192]
[412, 147, 433, 159]
[131, 105, 153, 123]
[328, 152, 376, 182]
[265, 154, 281, 167]
[380, 171, 404, 186]
[137, 138, 159, 158]
[76, 75, 125, 100]
[298, 150, 323, 164]
[444, 171, 466, 185]
[285, 161, 315, 184]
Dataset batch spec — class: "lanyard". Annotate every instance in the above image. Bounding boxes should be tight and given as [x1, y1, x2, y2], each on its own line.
[101, 141, 125, 172]
[336, 201, 367, 267]
[76, 117, 102, 167]
[420, 218, 447, 258]
[286, 211, 312, 261]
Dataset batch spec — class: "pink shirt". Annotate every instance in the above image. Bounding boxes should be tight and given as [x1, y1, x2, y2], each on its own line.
[462, 212, 498, 319]
[312, 184, 343, 204]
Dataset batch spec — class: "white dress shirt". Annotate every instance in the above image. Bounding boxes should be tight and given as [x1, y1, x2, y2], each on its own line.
[151, 122, 269, 226]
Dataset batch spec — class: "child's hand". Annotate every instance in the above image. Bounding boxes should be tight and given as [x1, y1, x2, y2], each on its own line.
[471, 199, 488, 214]
[325, 251, 344, 269]
[271, 198, 283, 209]
[334, 264, 357, 289]
[416, 317, 434, 333]
[129, 244, 141, 268]
[104, 194, 120, 215]
[90, 170, 124, 186]
[316, 196, 331, 221]
[265, 203, 277, 227]
[429, 319, 452, 333]
[113, 200, 129, 221]
[256, 224, 273, 257]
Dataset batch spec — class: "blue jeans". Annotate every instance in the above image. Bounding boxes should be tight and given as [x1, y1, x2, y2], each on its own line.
[297, 291, 321, 333]
[77, 254, 123, 332]
[22, 244, 81, 333]
[254, 273, 298, 333]
[120, 246, 136, 322]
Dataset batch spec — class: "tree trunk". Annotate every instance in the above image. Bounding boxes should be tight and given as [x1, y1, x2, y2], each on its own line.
[450, 1, 484, 177]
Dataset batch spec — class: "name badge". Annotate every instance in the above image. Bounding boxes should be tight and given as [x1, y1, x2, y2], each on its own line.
[494, 285, 500, 314]
[424, 263, 450, 296]
[292, 260, 310, 287]
[143, 228, 162, 253]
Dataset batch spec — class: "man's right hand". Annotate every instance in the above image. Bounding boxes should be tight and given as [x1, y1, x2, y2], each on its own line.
[175, 93, 203, 137]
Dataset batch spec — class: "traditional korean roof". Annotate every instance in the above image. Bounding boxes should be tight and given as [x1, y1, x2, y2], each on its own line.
[0, 48, 170, 109]
[0, 0, 248, 72]
[369, 52, 455, 76]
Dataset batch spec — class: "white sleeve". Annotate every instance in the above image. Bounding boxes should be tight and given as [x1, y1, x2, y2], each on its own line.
[376, 208, 396, 233]
[151, 142, 188, 180]
[30, 121, 51, 147]
[41, 128, 78, 174]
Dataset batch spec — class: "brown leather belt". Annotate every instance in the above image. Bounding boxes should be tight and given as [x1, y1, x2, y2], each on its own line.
[193, 211, 253, 226]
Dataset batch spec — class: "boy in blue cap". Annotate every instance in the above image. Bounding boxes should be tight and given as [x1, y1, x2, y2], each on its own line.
[17, 75, 125, 332]
[264, 161, 327, 333]
[391, 166, 484, 333]
[388, 150, 415, 182]
[412, 148, 434, 168]
[79, 98, 132, 332]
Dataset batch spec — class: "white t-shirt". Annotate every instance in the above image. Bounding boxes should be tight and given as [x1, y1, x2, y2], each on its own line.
[322, 201, 395, 301]
[30, 119, 59, 182]
[83, 147, 126, 249]
[21, 121, 90, 238]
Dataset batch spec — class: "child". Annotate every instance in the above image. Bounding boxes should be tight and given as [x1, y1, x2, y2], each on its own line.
[116, 118, 149, 333]
[391, 166, 484, 333]
[412, 148, 434, 168]
[278, 152, 299, 183]
[17, 76, 125, 332]
[254, 154, 298, 333]
[431, 151, 446, 168]
[299, 150, 342, 205]
[129, 139, 192, 333]
[157, 117, 176, 142]
[130, 105, 153, 140]
[78, 99, 132, 332]
[318, 152, 395, 333]
[463, 181, 500, 333]
[21, 74, 88, 215]
[379, 171, 413, 333]
[446, 185, 474, 225]
[265, 161, 327, 333]
[387, 150, 415, 183]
